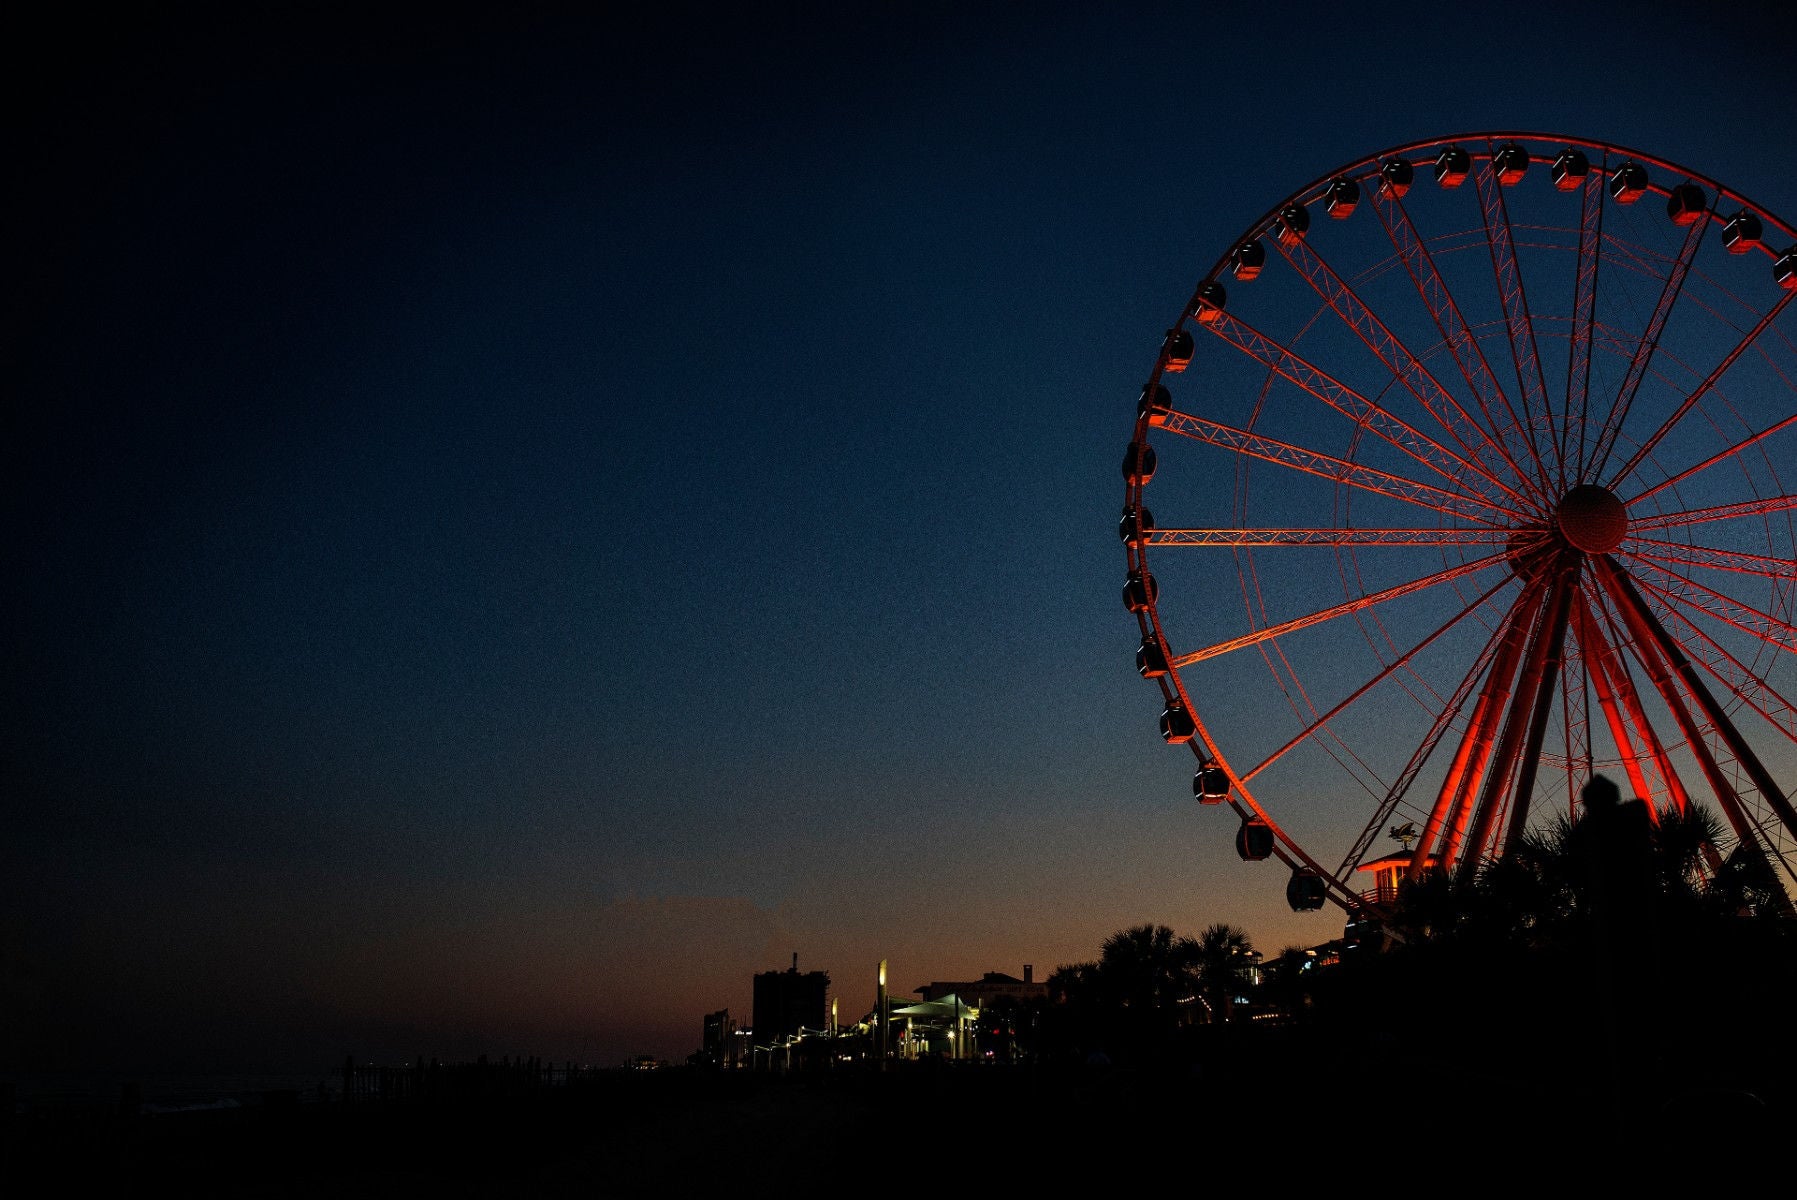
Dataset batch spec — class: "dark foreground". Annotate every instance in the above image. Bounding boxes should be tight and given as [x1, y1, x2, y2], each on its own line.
[4, 1054, 1776, 1195]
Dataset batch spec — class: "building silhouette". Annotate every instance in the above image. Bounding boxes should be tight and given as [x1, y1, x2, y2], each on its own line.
[915, 965, 1046, 1008]
[700, 1008, 741, 1068]
[752, 954, 829, 1042]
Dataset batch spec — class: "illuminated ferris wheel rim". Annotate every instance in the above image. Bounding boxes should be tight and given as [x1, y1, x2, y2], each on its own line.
[1189, 133, 1797, 284]
[1122, 131, 1797, 918]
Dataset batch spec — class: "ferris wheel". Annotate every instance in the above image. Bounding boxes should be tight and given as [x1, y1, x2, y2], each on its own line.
[1123, 133, 1797, 916]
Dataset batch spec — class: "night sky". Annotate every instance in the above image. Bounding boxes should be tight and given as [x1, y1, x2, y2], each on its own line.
[8, 2, 1796, 1076]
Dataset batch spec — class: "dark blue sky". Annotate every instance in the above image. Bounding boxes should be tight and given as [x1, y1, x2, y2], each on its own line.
[8, 2, 1796, 1072]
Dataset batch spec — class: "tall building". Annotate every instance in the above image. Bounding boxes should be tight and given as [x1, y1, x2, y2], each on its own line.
[752, 953, 829, 1042]
[701, 1008, 739, 1068]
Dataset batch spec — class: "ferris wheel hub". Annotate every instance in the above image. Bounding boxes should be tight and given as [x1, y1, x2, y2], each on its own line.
[1555, 484, 1628, 554]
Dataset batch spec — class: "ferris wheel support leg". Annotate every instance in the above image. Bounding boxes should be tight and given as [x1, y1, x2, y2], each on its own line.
[1337, 597, 1515, 879]
[1588, 591, 1696, 817]
[1502, 559, 1582, 847]
[1414, 573, 1548, 880]
[1560, 654, 1592, 821]
[1598, 558, 1797, 870]
[1458, 557, 1578, 876]
[1571, 594, 1660, 808]
[1610, 619, 1797, 909]
[1596, 566, 1756, 844]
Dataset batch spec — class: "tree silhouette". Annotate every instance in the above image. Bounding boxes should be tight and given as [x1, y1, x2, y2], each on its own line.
[1042, 924, 1205, 1063]
[1098, 923, 1198, 1017]
[1043, 960, 1105, 1062]
[1367, 776, 1797, 1105]
[1191, 923, 1253, 1023]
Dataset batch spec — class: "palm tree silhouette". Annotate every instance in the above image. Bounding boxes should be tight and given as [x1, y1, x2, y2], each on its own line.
[1192, 923, 1254, 1024]
[1099, 923, 1199, 1016]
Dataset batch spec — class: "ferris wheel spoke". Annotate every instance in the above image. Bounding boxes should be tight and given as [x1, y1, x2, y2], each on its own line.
[1596, 557, 1797, 889]
[1625, 560, 1797, 651]
[1270, 228, 1552, 497]
[1202, 310, 1537, 511]
[1261, 637, 1393, 801]
[1621, 536, 1797, 583]
[1157, 410, 1519, 525]
[1143, 527, 1513, 548]
[1585, 205, 1714, 480]
[1369, 188, 1541, 494]
[1609, 291, 1797, 491]
[1244, 573, 1513, 784]
[1168, 553, 1509, 670]
[1625, 410, 1797, 507]
[1474, 151, 1563, 488]
[1200, 309, 1538, 514]
[1629, 492, 1797, 533]
[1629, 573, 1797, 744]
[1566, 164, 1608, 475]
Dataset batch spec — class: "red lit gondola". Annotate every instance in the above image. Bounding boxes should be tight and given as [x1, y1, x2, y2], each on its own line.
[1609, 160, 1648, 204]
[1723, 210, 1763, 254]
[1122, 441, 1156, 484]
[1666, 183, 1707, 226]
[1160, 328, 1194, 373]
[1118, 506, 1154, 543]
[1492, 142, 1528, 186]
[1550, 147, 1589, 191]
[1235, 819, 1274, 861]
[1272, 204, 1309, 246]
[1378, 157, 1413, 198]
[1231, 239, 1265, 281]
[1286, 869, 1327, 912]
[1138, 383, 1171, 426]
[1159, 701, 1196, 744]
[1136, 636, 1169, 678]
[1122, 571, 1157, 612]
[1433, 146, 1470, 188]
[1191, 281, 1227, 324]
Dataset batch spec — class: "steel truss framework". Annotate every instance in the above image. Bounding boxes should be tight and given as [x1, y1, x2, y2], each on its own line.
[1124, 132, 1797, 918]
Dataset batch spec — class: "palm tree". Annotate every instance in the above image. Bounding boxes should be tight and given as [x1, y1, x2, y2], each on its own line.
[1098, 923, 1199, 1015]
[1043, 960, 1105, 1062]
[1191, 923, 1253, 1023]
[1648, 802, 1726, 899]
